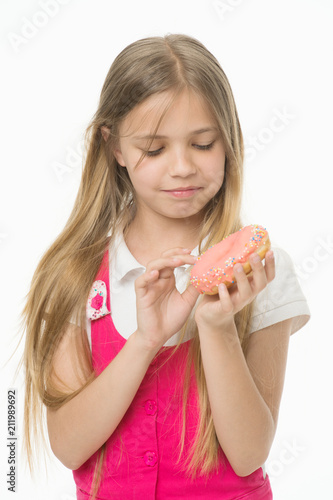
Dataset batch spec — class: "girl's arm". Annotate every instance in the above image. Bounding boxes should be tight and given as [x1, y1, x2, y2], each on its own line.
[47, 325, 159, 470]
[47, 249, 198, 470]
[197, 316, 291, 477]
[195, 250, 292, 476]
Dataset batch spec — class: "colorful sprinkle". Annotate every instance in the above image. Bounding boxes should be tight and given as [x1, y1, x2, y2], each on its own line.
[190, 224, 268, 293]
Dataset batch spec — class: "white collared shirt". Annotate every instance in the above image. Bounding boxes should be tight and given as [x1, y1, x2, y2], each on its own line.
[83, 232, 310, 348]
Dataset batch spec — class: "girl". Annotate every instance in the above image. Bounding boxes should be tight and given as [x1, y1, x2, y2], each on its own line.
[22, 34, 310, 499]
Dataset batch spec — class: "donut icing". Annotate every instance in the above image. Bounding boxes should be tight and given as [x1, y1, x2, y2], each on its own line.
[190, 225, 270, 294]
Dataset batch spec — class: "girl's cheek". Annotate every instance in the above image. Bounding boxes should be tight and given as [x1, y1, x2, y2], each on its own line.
[208, 171, 224, 191]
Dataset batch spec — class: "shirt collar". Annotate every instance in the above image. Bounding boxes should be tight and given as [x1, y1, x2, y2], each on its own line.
[110, 231, 208, 282]
[111, 231, 145, 281]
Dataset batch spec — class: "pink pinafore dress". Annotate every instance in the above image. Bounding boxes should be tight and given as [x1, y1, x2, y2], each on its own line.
[73, 250, 273, 499]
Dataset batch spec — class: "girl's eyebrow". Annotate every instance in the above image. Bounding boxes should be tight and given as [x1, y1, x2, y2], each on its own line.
[132, 127, 219, 140]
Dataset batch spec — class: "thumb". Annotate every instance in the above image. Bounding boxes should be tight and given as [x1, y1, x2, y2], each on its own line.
[135, 270, 158, 296]
[181, 283, 201, 308]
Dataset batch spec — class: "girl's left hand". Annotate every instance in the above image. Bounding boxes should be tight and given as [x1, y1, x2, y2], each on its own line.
[194, 251, 275, 332]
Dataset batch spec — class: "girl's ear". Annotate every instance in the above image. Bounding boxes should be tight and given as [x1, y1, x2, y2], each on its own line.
[101, 126, 110, 142]
[101, 126, 126, 166]
[112, 147, 126, 167]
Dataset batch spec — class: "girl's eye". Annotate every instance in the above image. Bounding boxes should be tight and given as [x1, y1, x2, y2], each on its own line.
[194, 141, 215, 151]
[146, 147, 164, 157]
[145, 141, 215, 157]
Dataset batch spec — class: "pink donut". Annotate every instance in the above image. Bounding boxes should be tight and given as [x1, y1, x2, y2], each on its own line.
[190, 225, 271, 295]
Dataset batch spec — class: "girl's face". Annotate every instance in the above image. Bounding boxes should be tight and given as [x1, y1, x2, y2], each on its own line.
[112, 89, 226, 225]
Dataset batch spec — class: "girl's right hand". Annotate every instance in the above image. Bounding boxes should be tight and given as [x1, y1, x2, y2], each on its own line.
[134, 248, 200, 352]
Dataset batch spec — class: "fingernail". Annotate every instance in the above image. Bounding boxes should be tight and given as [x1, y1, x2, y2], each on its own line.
[251, 254, 261, 264]
[235, 264, 243, 273]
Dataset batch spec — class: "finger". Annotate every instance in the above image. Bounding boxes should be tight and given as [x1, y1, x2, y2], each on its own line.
[264, 250, 275, 282]
[146, 254, 197, 273]
[233, 263, 253, 300]
[135, 269, 159, 292]
[218, 283, 234, 314]
[161, 247, 193, 258]
[248, 253, 268, 292]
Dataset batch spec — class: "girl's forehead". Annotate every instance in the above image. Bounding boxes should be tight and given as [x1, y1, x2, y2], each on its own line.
[119, 89, 216, 138]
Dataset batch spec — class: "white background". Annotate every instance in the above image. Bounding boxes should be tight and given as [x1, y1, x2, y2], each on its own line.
[1, 0, 332, 498]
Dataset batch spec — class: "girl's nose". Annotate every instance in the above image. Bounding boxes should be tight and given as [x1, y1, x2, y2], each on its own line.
[168, 149, 196, 177]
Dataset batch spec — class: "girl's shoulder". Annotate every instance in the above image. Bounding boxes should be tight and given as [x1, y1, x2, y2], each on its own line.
[249, 245, 311, 335]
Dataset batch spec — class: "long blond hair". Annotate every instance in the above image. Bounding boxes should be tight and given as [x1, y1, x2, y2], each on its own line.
[21, 33, 254, 497]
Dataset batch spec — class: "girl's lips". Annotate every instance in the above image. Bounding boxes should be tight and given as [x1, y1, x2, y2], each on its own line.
[162, 187, 202, 198]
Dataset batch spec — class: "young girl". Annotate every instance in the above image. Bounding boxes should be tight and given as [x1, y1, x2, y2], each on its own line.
[22, 34, 310, 499]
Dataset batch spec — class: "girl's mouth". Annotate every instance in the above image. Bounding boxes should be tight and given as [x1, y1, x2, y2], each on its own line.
[162, 187, 202, 198]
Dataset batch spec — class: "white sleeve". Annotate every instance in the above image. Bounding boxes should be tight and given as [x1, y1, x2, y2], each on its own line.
[248, 246, 311, 335]
[67, 315, 92, 350]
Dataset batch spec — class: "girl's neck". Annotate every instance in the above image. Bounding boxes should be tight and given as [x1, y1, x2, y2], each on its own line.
[124, 212, 203, 267]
